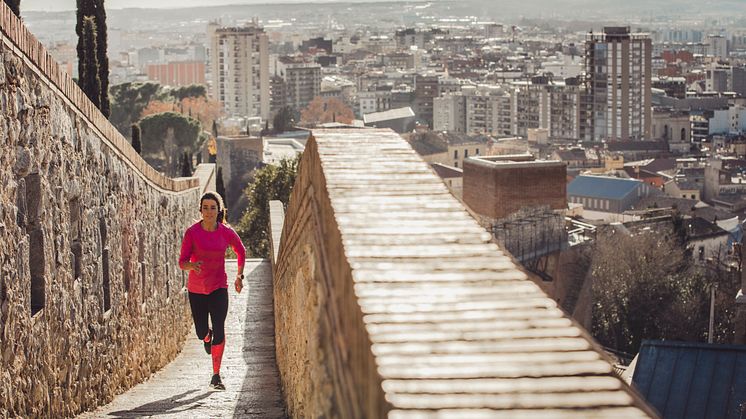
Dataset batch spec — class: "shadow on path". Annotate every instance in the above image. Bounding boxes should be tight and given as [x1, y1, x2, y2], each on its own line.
[233, 260, 288, 418]
[107, 390, 214, 418]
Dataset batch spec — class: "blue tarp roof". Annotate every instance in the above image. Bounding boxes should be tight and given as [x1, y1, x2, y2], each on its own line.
[632, 340, 746, 419]
[567, 175, 642, 200]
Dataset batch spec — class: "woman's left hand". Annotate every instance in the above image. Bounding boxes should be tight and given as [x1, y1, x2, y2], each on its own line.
[235, 277, 243, 293]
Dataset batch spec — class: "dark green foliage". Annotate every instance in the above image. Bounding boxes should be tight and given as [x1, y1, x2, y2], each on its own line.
[4, 0, 20, 16]
[139, 111, 201, 176]
[211, 120, 219, 138]
[216, 166, 226, 207]
[236, 156, 299, 258]
[109, 82, 161, 137]
[131, 123, 141, 154]
[76, 0, 109, 116]
[272, 106, 295, 133]
[79, 16, 101, 108]
[169, 85, 207, 101]
[95, 0, 109, 117]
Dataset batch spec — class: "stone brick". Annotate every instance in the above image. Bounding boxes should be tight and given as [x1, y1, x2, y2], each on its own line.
[0, 8, 206, 417]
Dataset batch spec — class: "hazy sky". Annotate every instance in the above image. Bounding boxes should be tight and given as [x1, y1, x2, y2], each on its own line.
[24, 0, 328, 11]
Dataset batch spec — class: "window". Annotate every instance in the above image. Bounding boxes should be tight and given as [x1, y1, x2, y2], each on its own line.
[454, 150, 458, 159]
[464, 149, 469, 158]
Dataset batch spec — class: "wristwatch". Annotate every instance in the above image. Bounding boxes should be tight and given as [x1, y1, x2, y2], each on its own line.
[237, 274, 244, 280]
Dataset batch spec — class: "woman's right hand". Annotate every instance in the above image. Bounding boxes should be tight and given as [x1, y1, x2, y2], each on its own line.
[189, 261, 203, 273]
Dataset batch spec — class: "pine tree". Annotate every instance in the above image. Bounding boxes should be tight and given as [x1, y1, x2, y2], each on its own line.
[216, 167, 226, 208]
[4, 0, 20, 16]
[79, 16, 101, 109]
[131, 123, 141, 154]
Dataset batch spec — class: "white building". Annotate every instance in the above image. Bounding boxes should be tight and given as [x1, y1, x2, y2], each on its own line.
[210, 22, 270, 120]
[585, 26, 652, 141]
[707, 34, 729, 60]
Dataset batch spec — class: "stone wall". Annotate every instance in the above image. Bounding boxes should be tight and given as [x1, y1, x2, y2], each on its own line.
[273, 129, 656, 418]
[272, 136, 384, 418]
[0, 6, 201, 417]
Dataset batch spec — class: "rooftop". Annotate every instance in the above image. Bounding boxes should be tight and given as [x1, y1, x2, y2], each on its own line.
[363, 106, 415, 124]
[632, 340, 746, 419]
[568, 175, 643, 200]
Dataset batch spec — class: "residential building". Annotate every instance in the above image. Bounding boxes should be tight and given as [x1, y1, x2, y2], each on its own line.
[276, 56, 321, 113]
[414, 74, 439, 128]
[210, 23, 270, 119]
[146, 61, 205, 87]
[358, 90, 392, 117]
[585, 26, 652, 141]
[707, 34, 729, 60]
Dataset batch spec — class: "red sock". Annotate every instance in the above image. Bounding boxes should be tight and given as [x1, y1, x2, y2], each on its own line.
[212, 339, 225, 375]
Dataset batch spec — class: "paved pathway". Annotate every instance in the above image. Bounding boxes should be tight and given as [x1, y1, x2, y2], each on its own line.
[79, 259, 287, 418]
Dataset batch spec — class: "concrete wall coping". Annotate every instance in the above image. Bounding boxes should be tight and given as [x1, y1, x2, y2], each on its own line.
[467, 155, 565, 169]
[0, 2, 197, 194]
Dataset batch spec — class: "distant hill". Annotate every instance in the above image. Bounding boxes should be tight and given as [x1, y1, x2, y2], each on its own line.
[468, 0, 746, 19]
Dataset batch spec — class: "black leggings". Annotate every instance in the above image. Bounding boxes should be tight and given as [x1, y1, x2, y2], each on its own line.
[188, 288, 229, 345]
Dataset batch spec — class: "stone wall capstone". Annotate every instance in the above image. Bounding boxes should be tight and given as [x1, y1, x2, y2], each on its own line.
[0, 10, 200, 417]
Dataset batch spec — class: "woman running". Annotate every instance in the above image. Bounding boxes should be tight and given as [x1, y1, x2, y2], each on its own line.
[178, 191, 245, 390]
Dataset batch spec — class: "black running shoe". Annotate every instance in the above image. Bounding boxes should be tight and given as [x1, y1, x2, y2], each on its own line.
[203, 329, 212, 355]
[210, 374, 225, 390]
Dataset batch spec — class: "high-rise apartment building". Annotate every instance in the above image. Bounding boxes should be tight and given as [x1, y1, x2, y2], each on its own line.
[276, 56, 321, 113]
[585, 27, 652, 141]
[210, 23, 270, 119]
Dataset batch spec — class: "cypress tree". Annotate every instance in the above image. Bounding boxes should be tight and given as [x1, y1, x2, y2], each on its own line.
[131, 123, 141, 154]
[76, 0, 109, 117]
[4, 0, 20, 16]
[212, 120, 219, 138]
[79, 16, 101, 109]
[76, 0, 95, 95]
[216, 167, 226, 207]
[95, 0, 110, 118]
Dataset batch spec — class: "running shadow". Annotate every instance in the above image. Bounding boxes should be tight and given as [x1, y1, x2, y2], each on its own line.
[233, 260, 288, 418]
[106, 389, 214, 418]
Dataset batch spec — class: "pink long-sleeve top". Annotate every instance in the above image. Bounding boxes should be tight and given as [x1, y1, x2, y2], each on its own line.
[178, 221, 246, 295]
